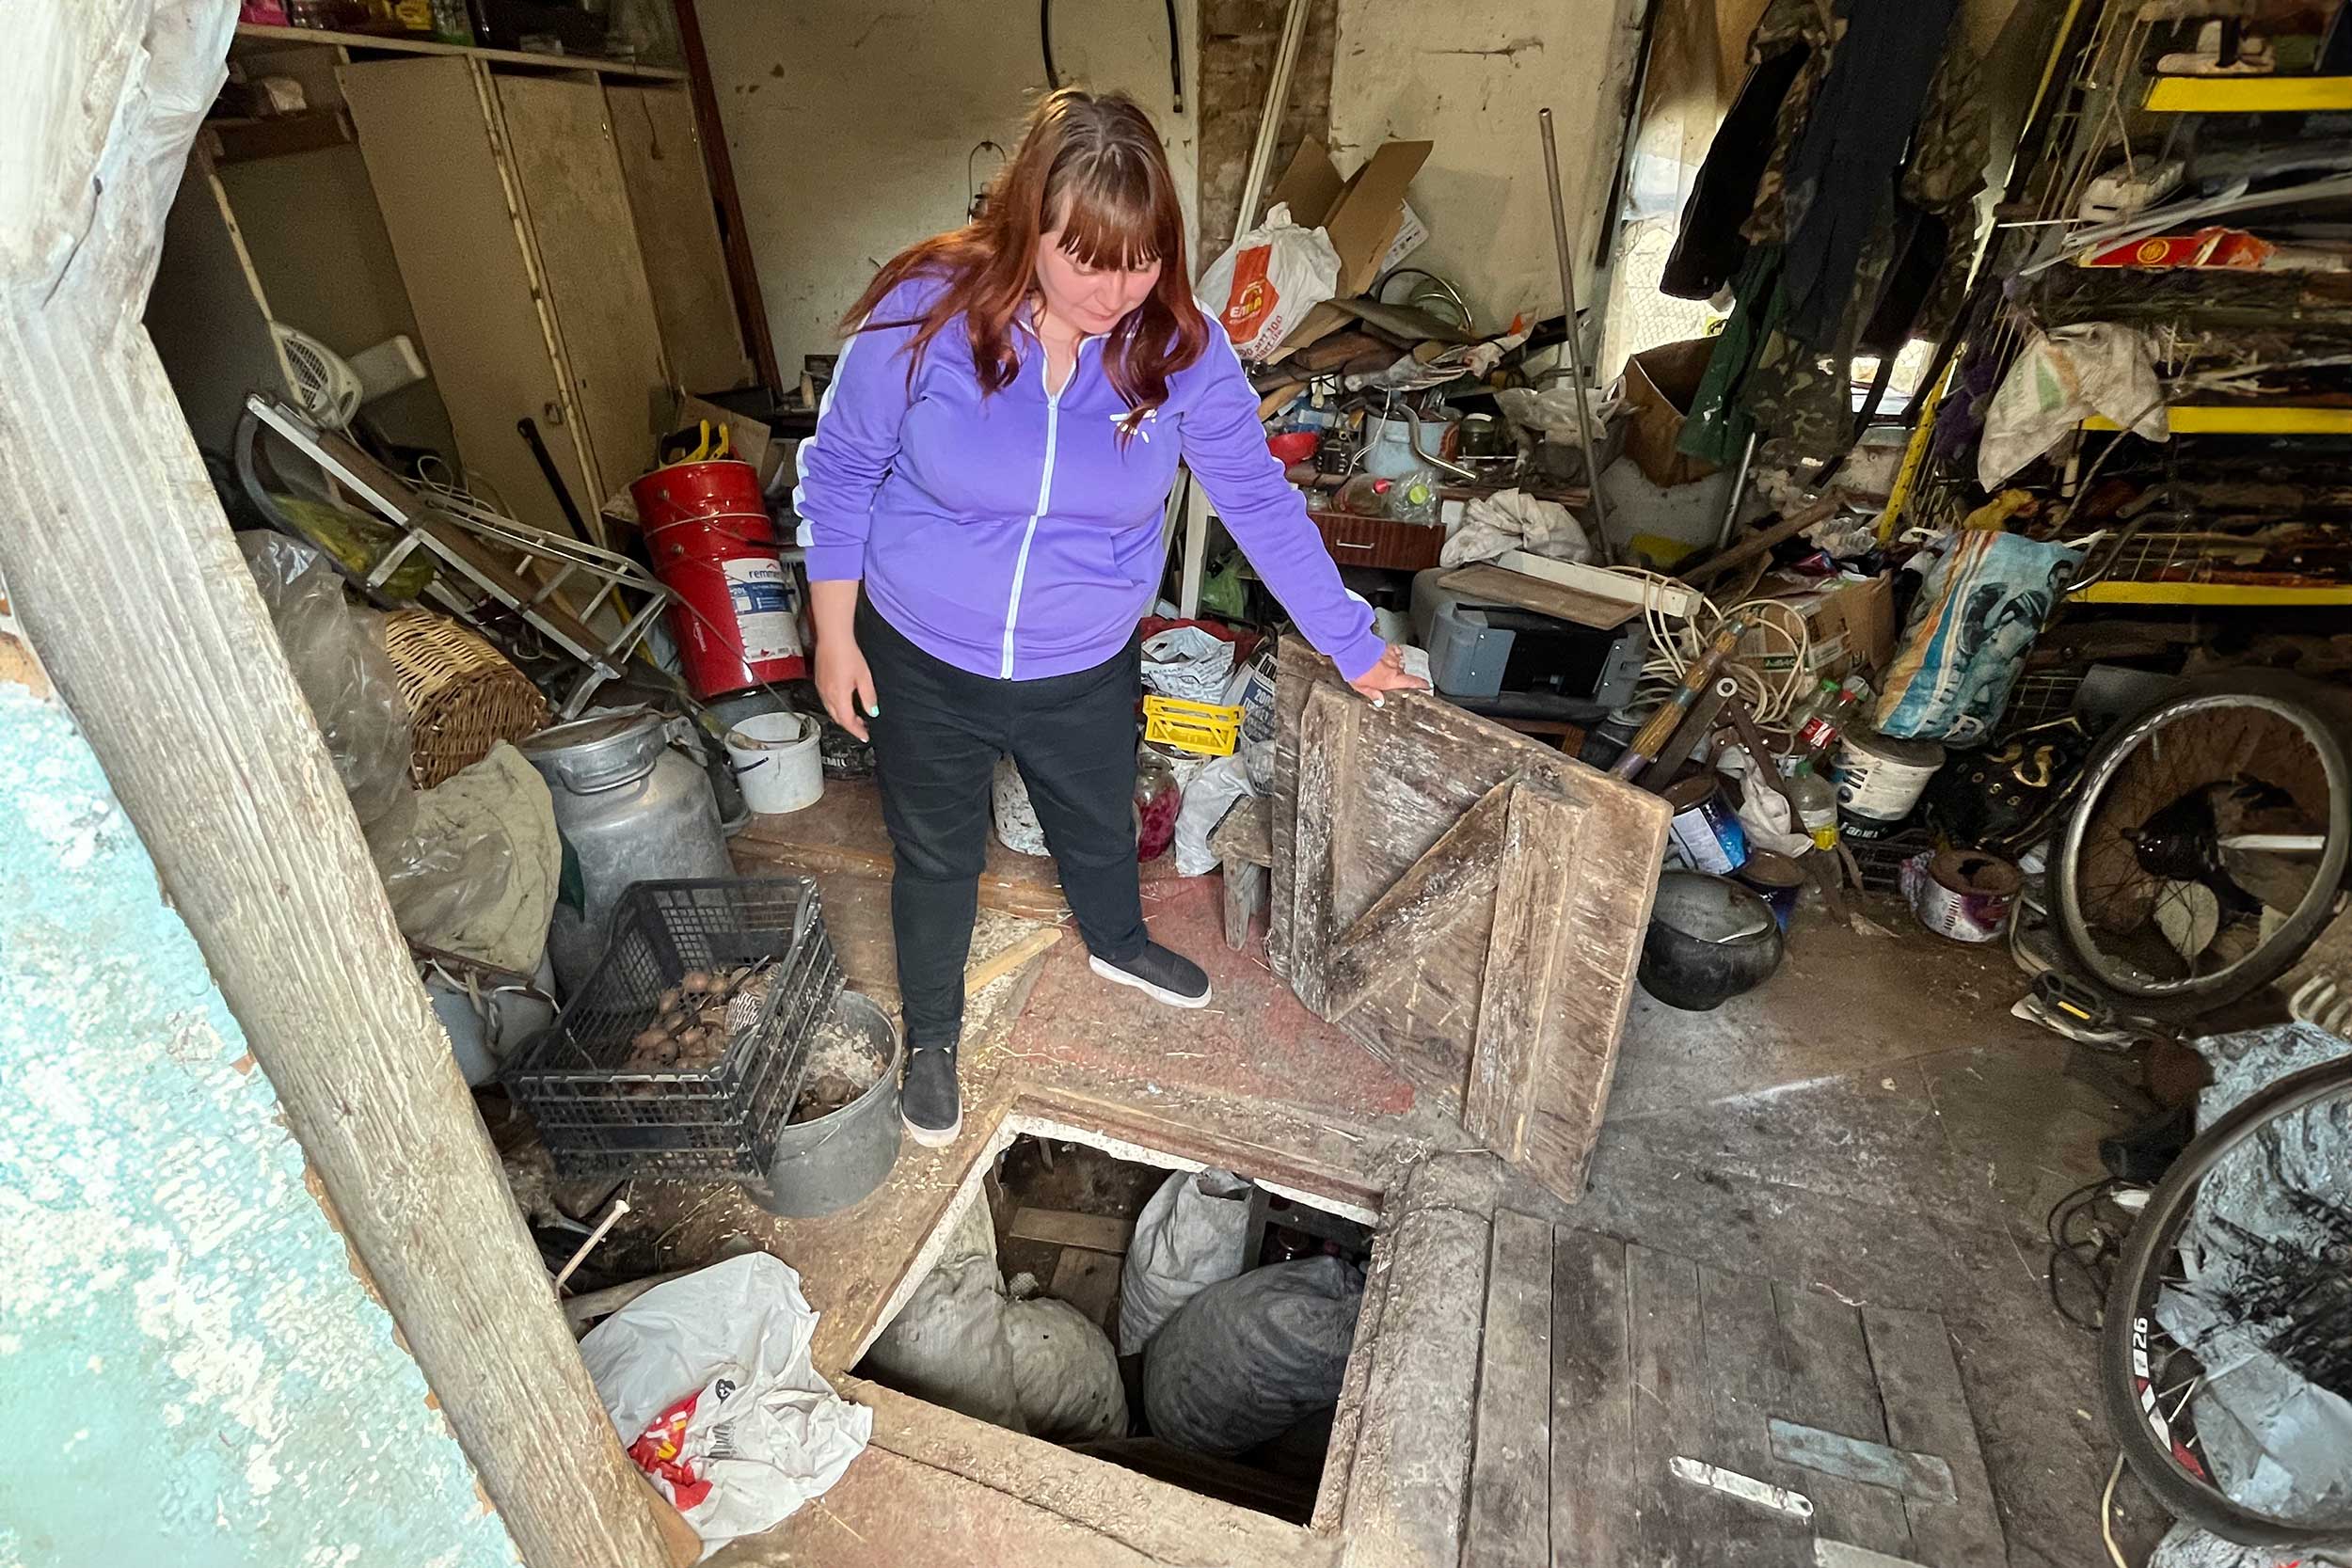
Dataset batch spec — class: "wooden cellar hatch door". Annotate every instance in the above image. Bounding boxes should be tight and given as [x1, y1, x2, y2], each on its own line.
[1270, 641, 1671, 1206]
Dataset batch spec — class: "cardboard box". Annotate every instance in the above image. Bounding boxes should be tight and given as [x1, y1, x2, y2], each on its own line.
[1263, 136, 1433, 356]
[1620, 338, 1722, 489]
[1740, 572, 1896, 682]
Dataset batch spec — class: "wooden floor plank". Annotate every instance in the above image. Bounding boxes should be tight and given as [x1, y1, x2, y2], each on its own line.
[1773, 1285, 1915, 1558]
[1338, 1203, 1489, 1568]
[1862, 1308, 2008, 1568]
[1694, 1266, 1816, 1568]
[1629, 1243, 1743, 1566]
[1465, 1210, 1553, 1568]
[1549, 1228, 1635, 1567]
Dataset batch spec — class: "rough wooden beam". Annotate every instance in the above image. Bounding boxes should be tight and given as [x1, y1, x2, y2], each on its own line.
[1464, 778, 1585, 1160]
[1286, 681, 1358, 1015]
[1322, 774, 1514, 1022]
[0, 8, 668, 1565]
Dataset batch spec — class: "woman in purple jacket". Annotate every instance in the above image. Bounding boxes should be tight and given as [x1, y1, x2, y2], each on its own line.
[795, 88, 1422, 1147]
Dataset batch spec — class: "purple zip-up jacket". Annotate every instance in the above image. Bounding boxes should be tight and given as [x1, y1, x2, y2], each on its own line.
[794, 276, 1383, 682]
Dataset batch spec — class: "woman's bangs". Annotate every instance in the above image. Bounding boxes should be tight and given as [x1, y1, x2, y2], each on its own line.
[1053, 164, 1171, 272]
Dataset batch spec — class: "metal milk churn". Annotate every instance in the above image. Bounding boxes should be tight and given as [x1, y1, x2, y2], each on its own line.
[521, 709, 732, 995]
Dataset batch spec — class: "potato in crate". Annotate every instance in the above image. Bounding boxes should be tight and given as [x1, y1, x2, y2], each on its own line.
[506, 878, 844, 1180]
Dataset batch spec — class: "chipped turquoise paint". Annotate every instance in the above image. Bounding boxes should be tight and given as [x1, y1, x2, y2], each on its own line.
[0, 687, 524, 1568]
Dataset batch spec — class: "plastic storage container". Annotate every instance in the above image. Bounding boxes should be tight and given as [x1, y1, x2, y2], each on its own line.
[506, 878, 844, 1180]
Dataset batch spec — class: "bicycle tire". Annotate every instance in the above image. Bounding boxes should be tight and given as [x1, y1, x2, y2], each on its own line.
[2052, 673, 2352, 1021]
[2099, 1053, 2352, 1548]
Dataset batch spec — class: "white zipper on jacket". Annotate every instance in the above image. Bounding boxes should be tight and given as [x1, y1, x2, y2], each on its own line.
[998, 331, 1098, 679]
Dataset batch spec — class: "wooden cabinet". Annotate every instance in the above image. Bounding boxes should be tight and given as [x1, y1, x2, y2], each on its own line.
[148, 28, 760, 546]
[342, 56, 666, 536]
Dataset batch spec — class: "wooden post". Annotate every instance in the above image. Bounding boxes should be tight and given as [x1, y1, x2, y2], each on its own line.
[0, 9, 670, 1567]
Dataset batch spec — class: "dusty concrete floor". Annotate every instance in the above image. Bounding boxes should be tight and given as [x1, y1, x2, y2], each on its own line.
[979, 871, 2175, 1564]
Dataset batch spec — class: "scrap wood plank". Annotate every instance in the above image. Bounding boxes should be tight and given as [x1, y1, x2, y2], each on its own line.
[1009, 1207, 1133, 1254]
[1049, 1248, 1121, 1336]
[1772, 1285, 1915, 1558]
[1861, 1308, 2007, 1568]
[1463, 777, 1584, 1163]
[1287, 680, 1359, 1016]
[1550, 1228, 1637, 1565]
[1438, 561, 1640, 630]
[1337, 1200, 1488, 1567]
[1464, 1210, 1554, 1568]
[1323, 775, 1514, 1020]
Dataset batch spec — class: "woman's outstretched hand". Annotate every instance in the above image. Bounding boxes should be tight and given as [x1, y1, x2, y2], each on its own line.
[809, 578, 878, 740]
[1346, 643, 1429, 706]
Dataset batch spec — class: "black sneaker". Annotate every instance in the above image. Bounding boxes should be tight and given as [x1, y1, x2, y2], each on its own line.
[901, 1039, 961, 1148]
[1089, 942, 1212, 1009]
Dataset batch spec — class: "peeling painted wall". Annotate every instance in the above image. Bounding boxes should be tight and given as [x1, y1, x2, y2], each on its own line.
[0, 662, 521, 1568]
[1327, 0, 1645, 329]
[698, 0, 1200, 375]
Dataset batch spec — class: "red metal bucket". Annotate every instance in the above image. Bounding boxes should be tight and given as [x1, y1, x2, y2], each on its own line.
[631, 460, 805, 698]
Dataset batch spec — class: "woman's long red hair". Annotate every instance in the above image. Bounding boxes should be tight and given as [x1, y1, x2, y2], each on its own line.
[842, 88, 1209, 417]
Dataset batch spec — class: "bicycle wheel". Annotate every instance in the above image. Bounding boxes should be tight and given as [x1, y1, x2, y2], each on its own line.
[2099, 1053, 2352, 1547]
[2053, 675, 2352, 1020]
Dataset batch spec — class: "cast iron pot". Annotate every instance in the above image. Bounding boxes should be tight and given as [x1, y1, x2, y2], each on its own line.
[1639, 870, 1786, 1011]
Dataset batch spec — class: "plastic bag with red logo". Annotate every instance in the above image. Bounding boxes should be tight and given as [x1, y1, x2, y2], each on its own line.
[1196, 203, 1342, 361]
[579, 1253, 871, 1559]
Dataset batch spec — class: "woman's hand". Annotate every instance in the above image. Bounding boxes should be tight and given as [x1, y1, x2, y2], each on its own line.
[808, 578, 878, 740]
[1347, 643, 1429, 706]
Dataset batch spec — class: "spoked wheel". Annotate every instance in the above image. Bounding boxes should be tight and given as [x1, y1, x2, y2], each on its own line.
[2099, 1055, 2352, 1548]
[2053, 675, 2352, 1021]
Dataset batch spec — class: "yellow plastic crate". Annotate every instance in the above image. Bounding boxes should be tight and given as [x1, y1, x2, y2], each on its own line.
[1143, 694, 1243, 757]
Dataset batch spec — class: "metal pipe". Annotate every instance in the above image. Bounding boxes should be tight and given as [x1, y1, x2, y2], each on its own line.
[1538, 106, 1614, 564]
[1403, 408, 1479, 482]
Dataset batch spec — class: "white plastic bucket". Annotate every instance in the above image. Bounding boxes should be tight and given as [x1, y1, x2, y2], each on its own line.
[726, 711, 823, 814]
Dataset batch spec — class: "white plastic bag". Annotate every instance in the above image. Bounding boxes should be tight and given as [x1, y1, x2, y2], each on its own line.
[1141, 626, 1238, 705]
[1197, 203, 1342, 361]
[1173, 754, 1253, 877]
[1119, 1167, 1253, 1355]
[578, 1254, 871, 1560]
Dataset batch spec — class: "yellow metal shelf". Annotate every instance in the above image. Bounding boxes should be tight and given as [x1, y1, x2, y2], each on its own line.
[232, 21, 686, 81]
[2075, 580, 2352, 606]
[2084, 405, 2352, 436]
[2143, 74, 2352, 112]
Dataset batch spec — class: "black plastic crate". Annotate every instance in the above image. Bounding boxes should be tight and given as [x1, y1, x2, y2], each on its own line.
[506, 878, 844, 1180]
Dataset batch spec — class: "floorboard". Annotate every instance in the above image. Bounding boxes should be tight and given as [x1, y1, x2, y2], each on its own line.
[1549, 1228, 1636, 1567]
[1862, 1308, 2008, 1568]
[1464, 1209, 1553, 1568]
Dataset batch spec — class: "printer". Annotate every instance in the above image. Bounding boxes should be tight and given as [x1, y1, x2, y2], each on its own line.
[1408, 568, 1646, 719]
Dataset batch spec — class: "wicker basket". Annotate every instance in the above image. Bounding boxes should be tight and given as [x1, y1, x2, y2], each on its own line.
[382, 610, 548, 787]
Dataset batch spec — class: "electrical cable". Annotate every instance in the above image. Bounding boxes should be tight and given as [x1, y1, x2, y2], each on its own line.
[1606, 565, 1814, 729]
[2101, 1449, 2130, 1568]
[1162, 0, 1184, 113]
[1041, 0, 1059, 88]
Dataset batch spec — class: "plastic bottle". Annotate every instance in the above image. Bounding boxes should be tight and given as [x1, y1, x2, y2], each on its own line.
[1797, 677, 1865, 766]
[1787, 759, 1839, 851]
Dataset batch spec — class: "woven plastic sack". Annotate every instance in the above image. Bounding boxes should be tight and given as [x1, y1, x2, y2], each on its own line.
[1142, 1256, 1366, 1456]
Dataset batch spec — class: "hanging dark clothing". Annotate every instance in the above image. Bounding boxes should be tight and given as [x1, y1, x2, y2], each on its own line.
[1661, 42, 1813, 300]
[1778, 0, 1961, 344]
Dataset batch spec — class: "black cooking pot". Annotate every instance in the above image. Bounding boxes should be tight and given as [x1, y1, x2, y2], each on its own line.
[1639, 871, 1786, 1011]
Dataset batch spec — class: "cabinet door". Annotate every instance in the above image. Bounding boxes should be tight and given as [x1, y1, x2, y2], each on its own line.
[492, 72, 671, 515]
[606, 85, 754, 395]
[340, 55, 590, 540]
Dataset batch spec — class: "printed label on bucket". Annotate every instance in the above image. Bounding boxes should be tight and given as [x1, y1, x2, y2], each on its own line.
[724, 557, 803, 664]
